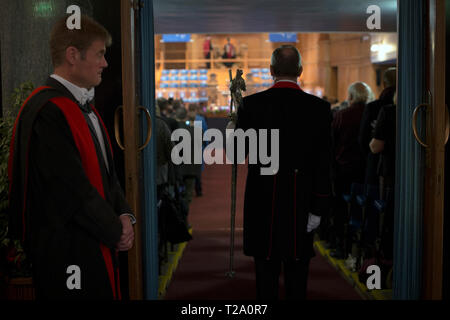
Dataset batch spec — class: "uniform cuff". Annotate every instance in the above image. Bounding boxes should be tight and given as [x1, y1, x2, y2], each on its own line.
[121, 213, 137, 225]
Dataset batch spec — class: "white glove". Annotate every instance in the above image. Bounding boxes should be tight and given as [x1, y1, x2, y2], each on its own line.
[307, 213, 321, 233]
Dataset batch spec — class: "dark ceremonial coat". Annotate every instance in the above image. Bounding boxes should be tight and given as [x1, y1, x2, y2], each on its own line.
[8, 78, 132, 299]
[236, 82, 332, 260]
[358, 86, 395, 185]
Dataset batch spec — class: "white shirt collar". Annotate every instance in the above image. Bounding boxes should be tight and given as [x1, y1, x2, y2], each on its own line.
[274, 79, 299, 85]
[50, 74, 95, 106]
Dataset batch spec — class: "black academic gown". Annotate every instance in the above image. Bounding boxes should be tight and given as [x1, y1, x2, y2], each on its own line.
[8, 77, 132, 299]
[235, 82, 332, 261]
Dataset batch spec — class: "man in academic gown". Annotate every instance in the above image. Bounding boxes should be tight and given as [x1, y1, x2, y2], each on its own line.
[229, 45, 332, 299]
[8, 15, 135, 299]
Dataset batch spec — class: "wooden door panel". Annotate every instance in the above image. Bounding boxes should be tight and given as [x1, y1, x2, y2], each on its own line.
[422, 0, 446, 300]
[121, 0, 143, 300]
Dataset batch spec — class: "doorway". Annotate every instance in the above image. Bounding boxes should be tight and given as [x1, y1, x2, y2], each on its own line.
[152, 13, 398, 302]
[122, 0, 444, 300]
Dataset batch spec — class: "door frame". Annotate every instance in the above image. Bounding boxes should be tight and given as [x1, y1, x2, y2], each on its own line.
[119, 0, 448, 300]
[120, 0, 158, 300]
[422, 0, 446, 299]
[139, 0, 159, 300]
[120, 0, 144, 300]
[395, 0, 446, 300]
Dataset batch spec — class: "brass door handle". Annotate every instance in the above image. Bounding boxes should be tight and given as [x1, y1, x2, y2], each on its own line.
[139, 106, 152, 151]
[114, 106, 152, 151]
[412, 103, 429, 148]
[114, 106, 125, 151]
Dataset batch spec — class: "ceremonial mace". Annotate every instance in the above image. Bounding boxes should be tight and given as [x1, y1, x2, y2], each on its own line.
[226, 69, 246, 279]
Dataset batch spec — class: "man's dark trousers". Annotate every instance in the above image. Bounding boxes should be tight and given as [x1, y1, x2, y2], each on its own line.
[254, 258, 310, 300]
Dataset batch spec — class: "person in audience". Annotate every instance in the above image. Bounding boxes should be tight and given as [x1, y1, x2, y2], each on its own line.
[189, 103, 208, 197]
[369, 94, 397, 261]
[155, 102, 175, 192]
[158, 98, 179, 133]
[330, 81, 373, 259]
[359, 68, 396, 186]
[203, 35, 213, 69]
[223, 37, 236, 68]
[331, 100, 349, 118]
[174, 107, 201, 210]
[172, 99, 184, 116]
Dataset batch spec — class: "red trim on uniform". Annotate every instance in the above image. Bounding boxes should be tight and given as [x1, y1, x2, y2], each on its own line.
[294, 171, 298, 259]
[267, 175, 277, 260]
[271, 81, 302, 91]
[8, 86, 52, 191]
[8, 86, 52, 242]
[99, 244, 117, 300]
[49, 97, 119, 300]
[91, 105, 120, 292]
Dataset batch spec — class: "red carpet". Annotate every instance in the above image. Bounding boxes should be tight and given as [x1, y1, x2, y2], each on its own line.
[164, 159, 362, 300]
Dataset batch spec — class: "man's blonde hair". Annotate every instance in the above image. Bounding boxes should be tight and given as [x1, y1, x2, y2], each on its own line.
[50, 14, 112, 67]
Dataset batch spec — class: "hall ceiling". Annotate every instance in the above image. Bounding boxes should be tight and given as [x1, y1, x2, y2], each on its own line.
[154, 0, 397, 34]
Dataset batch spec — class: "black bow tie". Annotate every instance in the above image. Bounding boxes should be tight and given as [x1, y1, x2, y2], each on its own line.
[79, 102, 93, 113]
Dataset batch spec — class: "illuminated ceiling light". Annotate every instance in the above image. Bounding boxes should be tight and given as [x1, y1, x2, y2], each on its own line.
[371, 43, 395, 53]
[379, 44, 395, 53]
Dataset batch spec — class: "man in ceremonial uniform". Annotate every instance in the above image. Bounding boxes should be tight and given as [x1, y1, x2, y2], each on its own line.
[232, 45, 332, 299]
[8, 15, 135, 299]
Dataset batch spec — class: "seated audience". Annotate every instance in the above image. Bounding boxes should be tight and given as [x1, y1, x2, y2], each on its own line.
[330, 82, 373, 259]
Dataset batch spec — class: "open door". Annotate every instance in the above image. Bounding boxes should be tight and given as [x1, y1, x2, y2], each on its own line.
[396, 0, 446, 300]
[119, 0, 156, 300]
[139, 0, 159, 300]
[395, 0, 446, 300]
[120, 0, 144, 300]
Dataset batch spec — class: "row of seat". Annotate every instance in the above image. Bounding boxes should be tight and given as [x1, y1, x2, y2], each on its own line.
[162, 69, 209, 75]
[161, 75, 210, 81]
[341, 183, 393, 269]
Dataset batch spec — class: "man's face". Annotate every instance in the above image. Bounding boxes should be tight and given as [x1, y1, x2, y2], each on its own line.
[73, 39, 108, 89]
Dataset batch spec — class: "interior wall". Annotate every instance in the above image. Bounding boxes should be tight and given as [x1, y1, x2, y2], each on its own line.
[0, 0, 94, 114]
[164, 42, 187, 69]
[297, 33, 383, 103]
[155, 32, 395, 103]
